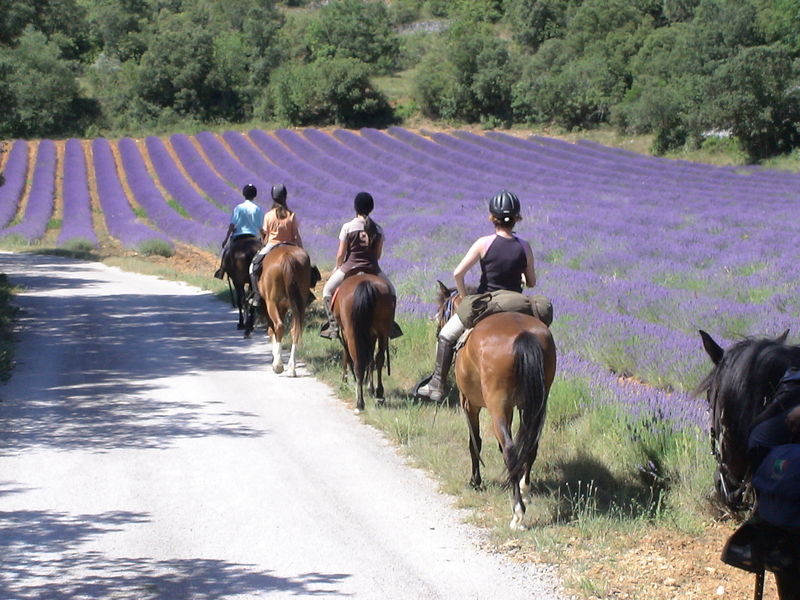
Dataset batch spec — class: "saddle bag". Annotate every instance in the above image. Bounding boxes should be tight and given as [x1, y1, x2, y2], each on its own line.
[752, 443, 800, 529]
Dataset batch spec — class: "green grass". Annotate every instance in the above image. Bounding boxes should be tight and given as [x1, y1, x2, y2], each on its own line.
[0, 273, 18, 383]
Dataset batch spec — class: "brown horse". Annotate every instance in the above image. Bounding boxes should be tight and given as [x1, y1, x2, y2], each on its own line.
[435, 282, 556, 530]
[249, 244, 315, 376]
[333, 273, 394, 413]
[224, 236, 262, 330]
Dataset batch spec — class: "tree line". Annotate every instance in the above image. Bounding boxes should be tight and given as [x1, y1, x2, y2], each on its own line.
[0, 0, 798, 161]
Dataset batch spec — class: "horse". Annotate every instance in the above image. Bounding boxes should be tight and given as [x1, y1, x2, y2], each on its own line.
[332, 272, 394, 413]
[248, 244, 315, 377]
[697, 329, 800, 514]
[434, 281, 556, 530]
[223, 235, 262, 330]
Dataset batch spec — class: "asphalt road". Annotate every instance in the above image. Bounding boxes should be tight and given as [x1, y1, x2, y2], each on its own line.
[0, 252, 565, 600]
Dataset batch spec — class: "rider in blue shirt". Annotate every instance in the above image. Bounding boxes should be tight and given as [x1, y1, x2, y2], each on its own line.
[214, 184, 265, 279]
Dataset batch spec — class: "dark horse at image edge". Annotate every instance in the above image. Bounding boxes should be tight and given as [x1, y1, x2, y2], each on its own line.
[698, 329, 800, 513]
[223, 236, 262, 330]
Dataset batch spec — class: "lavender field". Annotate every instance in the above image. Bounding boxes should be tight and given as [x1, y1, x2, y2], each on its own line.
[1, 128, 798, 433]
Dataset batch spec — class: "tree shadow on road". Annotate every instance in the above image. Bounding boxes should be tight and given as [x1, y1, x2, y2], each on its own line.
[0, 254, 279, 453]
[0, 495, 352, 598]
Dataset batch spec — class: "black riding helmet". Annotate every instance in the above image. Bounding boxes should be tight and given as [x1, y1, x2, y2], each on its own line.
[354, 191, 374, 215]
[271, 184, 287, 204]
[489, 190, 520, 224]
[242, 183, 257, 200]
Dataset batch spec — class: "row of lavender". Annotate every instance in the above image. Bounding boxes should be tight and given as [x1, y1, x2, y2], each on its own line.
[0, 129, 797, 429]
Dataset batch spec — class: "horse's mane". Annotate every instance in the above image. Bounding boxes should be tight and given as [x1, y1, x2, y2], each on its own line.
[698, 337, 800, 440]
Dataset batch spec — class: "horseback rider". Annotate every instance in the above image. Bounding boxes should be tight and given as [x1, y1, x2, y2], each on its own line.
[214, 183, 264, 280]
[726, 367, 800, 599]
[320, 191, 401, 340]
[748, 367, 800, 468]
[416, 190, 552, 402]
[248, 184, 304, 306]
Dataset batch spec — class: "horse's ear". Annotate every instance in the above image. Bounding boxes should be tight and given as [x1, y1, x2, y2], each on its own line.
[699, 330, 724, 365]
[776, 329, 790, 343]
[437, 280, 449, 295]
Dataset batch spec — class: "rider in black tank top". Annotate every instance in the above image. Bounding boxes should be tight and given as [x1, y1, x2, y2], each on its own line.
[478, 235, 527, 293]
[416, 190, 548, 403]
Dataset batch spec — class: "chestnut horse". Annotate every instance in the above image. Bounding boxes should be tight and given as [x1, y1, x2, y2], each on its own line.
[224, 236, 261, 330]
[435, 282, 556, 530]
[333, 273, 394, 412]
[248, 244, 315, 376]
[698, 329, 799, 514]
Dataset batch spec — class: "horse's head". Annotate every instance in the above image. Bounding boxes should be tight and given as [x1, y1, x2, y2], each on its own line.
[698, 329, 794, 513]
[434, 280, 458, 333]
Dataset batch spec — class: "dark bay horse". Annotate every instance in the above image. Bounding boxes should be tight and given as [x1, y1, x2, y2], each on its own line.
[333, 273, 394, 413]
[250, 244, 315, 376]
[436, 282, 556, 530]
[698, 329, 800, 514]
[224, 236, 262, 330]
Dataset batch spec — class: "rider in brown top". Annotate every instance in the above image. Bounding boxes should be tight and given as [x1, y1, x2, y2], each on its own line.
[320, 192, 401, 339]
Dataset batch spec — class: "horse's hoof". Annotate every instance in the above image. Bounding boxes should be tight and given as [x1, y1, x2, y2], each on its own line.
[272, 364, 284, 374]
[509, 518, 528, 531]
[237, 323, 245, 330]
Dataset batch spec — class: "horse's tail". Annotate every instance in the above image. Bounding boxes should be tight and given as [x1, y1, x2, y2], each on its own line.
[506, 330, 547, 489]
[352, 280, 378, 381]
[282, 252, 307, 324]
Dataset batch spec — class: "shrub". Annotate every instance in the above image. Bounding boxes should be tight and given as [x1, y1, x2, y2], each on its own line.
[266, 57, 393, 127]
[137, 238, 175, 257]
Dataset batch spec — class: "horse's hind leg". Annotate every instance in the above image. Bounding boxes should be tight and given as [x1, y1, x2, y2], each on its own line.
[266, 303, 284, 374]
[373, 336, 386, 402]
[287, 313, 303, 378]
[491, 411, 526, 530]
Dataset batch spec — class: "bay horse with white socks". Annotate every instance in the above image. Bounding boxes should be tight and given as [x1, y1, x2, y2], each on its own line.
[247, 244, 315, 377]
[435, 282, 556, 530]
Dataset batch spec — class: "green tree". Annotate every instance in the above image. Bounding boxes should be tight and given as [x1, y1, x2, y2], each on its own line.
[85, 0, 150, 62]
[305, 0, 399, 73]
[266, 57, 393, 127]
[504, 0, 574, 52]
[0, 27, 86, 137]
[135, 11, 218, 121]
[415, 23, 517, 124]
[702, 44, 800, 160]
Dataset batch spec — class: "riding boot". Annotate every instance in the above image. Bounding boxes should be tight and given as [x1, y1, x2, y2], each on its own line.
[249, 266, 262, 307]
[389, 295, 403, 339]
[319, 296, 339, 340]
[416, 337, 454, 402]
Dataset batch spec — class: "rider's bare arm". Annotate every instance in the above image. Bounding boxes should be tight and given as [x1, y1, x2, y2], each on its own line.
[334, 239, 347, 268]
[453, 237, 485, 298]
[522, 241, 536, 288]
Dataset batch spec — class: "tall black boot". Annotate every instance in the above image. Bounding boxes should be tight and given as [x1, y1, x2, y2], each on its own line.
[249, 265, 261, 307]
[389, 296, 403, 339]
[417, 337, 454, 402]
[319, 297, 339, 339]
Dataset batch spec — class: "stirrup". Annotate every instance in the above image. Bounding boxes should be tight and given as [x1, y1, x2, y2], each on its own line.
[319, 322, 339, 340]
[414, 374, 443, 402]
[390, 321, 403, 339]
[214, 268, 224, 280]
